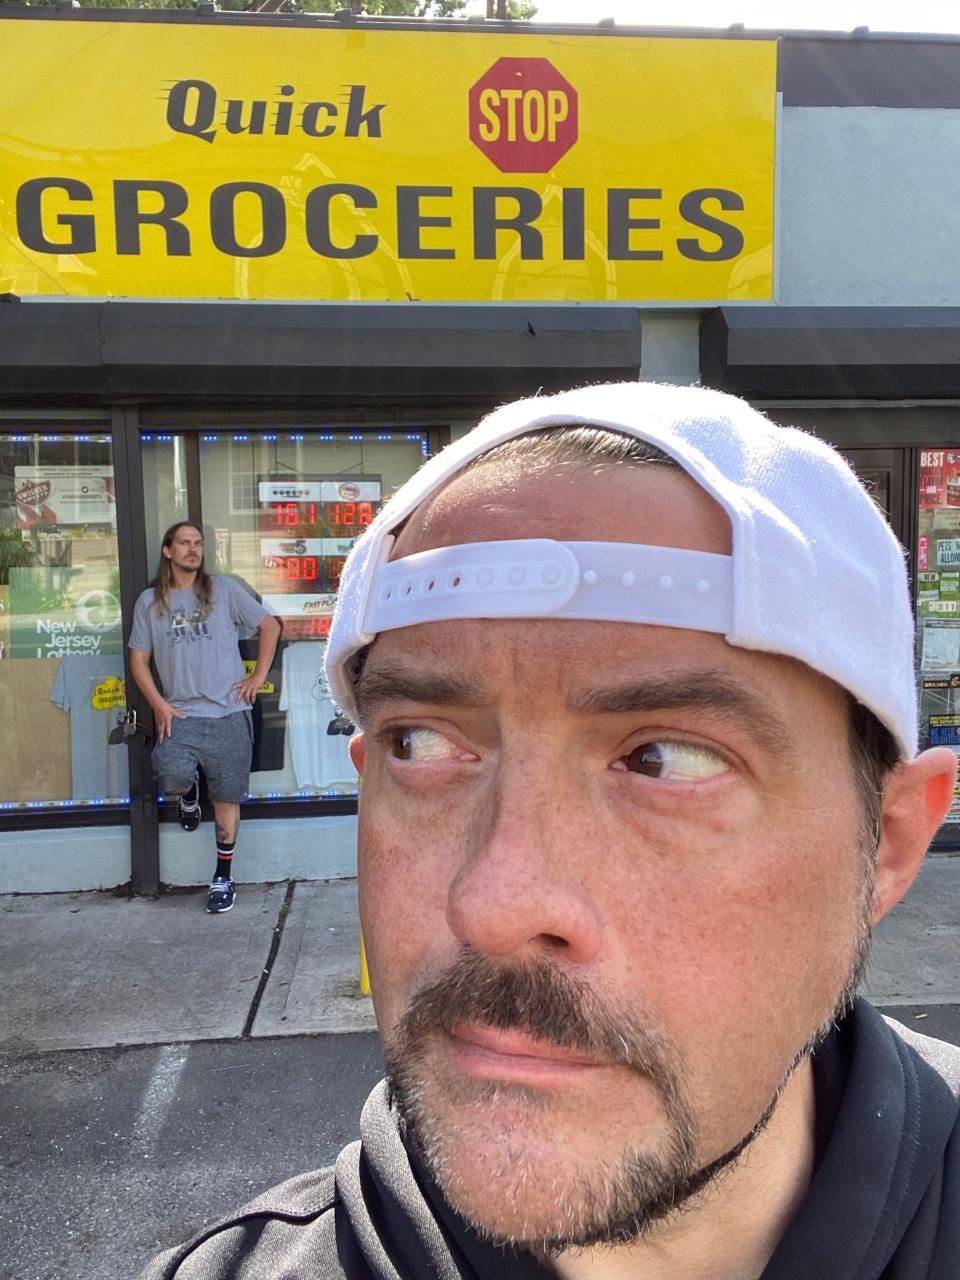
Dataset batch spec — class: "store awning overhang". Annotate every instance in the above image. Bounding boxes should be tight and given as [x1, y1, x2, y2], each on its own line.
[702, 307, 960, 398]
[0, 300, 643, 404]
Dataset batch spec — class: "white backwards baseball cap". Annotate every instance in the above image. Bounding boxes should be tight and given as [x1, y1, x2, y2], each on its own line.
[325, 381, 917, 759]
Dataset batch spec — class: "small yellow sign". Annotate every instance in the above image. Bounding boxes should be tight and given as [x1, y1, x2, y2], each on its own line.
[91, 675, 126, 711]
[243, 659, 274, 695]
[0, 19, 776, 303]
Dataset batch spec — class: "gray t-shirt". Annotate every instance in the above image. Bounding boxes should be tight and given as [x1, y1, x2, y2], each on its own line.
[129, 577, 269, 718]
[50, 654, 129, 801]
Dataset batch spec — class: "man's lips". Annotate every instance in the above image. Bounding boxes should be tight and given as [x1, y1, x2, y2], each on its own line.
[443, 1023, 608, 1086]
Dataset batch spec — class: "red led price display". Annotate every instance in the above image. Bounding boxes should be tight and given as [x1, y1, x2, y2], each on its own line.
[281, 616, 332, 641]
[258, 477, 381, 621]
[325, 502, 374, 528]
[274, 555, 319, 583]
[270, 501, 317, 528]
[261, 553, 343, 593]
[267, 501, 373, 531]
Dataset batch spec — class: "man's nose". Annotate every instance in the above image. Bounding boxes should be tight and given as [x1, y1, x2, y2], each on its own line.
[444, 769, 603, 965]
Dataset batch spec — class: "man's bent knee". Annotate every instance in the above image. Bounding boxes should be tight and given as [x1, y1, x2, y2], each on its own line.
[157, 773, 196, 795]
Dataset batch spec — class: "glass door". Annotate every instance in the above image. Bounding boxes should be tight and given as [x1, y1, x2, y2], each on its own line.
[840, 447, 906, 538]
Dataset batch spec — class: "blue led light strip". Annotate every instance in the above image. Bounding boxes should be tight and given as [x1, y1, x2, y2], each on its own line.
[2, 434, 111, 445]
[0, 797, 130, 810]
[133, 430, 433, 452]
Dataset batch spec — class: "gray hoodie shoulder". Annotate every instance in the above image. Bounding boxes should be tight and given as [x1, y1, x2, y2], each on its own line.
[137, 1164, 349, 1280]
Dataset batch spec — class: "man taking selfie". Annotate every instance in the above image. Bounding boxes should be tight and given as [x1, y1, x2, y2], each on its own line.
[143, 382, 960, 1278]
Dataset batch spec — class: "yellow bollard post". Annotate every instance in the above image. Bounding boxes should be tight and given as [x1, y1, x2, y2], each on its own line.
[359, 928, 371, 996]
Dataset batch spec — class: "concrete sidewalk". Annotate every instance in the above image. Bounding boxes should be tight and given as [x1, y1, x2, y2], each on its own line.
[1, 878, 374, 1053]
[2, 857, 959, 1055]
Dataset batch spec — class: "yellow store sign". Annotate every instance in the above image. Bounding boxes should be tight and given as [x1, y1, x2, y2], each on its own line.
[0, 19, 776, 303]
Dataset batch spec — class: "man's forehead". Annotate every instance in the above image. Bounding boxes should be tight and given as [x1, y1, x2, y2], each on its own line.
[391, 458, 732, 561]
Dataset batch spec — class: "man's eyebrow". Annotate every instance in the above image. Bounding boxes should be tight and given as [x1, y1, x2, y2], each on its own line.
[354, 665, 491, 718]
[356, 664, 791, 754]
[572, 673, 789, 754]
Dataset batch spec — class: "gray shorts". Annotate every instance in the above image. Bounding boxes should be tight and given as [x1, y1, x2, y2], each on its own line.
[151, 711, 254, 804]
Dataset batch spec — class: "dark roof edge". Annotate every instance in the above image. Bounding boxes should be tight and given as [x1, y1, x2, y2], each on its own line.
[702, 306, 960, 399]
[781, 39, 960, 107]
[0, 299, 643, 404]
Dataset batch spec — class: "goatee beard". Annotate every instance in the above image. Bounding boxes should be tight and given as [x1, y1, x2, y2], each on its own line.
[384, 936, 870, 1254]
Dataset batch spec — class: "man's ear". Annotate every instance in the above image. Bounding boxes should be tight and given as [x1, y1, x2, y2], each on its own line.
[349, 732, 367, 776]
[872, 746, 957, 925]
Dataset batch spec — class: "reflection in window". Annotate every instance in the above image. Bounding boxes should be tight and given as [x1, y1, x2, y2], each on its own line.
[0, 431, 128, 810]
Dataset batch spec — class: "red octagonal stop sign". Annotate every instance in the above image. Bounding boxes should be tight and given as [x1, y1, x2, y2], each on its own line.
[468, 57, 579, 174]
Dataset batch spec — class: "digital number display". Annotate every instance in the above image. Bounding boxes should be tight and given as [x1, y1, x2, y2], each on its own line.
[261, 554, 345, 593]
[273, 555, 319, 582]
[326, 501, 374, 528]
[268, 501, 374, 530]
[281, 616, 332, 641]
[257, 477, 381, 624]
[269, 501, 311, 528]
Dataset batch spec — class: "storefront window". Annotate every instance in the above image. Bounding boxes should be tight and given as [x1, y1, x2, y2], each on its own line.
[147, 427, 429, 803]
[0, 430, 128, 810]
[916, 448, 960, 836]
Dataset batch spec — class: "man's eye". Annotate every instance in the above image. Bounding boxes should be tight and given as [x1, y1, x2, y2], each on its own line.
[390, 728, 459, 762]
[618, 741, 729, 781]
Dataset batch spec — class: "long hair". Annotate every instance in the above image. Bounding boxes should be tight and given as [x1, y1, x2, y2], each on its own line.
[150, 521, 215, 618]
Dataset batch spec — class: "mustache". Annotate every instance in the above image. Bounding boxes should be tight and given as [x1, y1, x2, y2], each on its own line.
[391, 949, 686, 1100]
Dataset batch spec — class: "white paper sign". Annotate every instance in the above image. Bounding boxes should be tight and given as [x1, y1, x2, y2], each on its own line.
[937, 538, 960, 568]
[921, 621, 960, 670]
[15, 467, 116, 527]
[262, 593, 339, 617]
[258, 479, 381, 503]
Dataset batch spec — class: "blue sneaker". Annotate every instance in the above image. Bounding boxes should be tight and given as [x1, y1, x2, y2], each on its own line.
[206, 876, 235, 914]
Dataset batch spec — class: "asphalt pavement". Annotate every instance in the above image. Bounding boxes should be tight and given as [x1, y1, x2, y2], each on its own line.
[2, 856, 960, 1279]
[0, 1035, 385, 1280]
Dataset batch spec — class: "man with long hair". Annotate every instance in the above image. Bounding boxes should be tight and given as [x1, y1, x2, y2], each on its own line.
[129, 521, 280, 913]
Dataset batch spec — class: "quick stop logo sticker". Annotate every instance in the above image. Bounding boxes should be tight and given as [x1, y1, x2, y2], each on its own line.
[468, 57, 578, 173]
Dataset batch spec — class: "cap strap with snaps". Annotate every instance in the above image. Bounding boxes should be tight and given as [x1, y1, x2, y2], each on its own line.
[361, 539, 733, 635]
